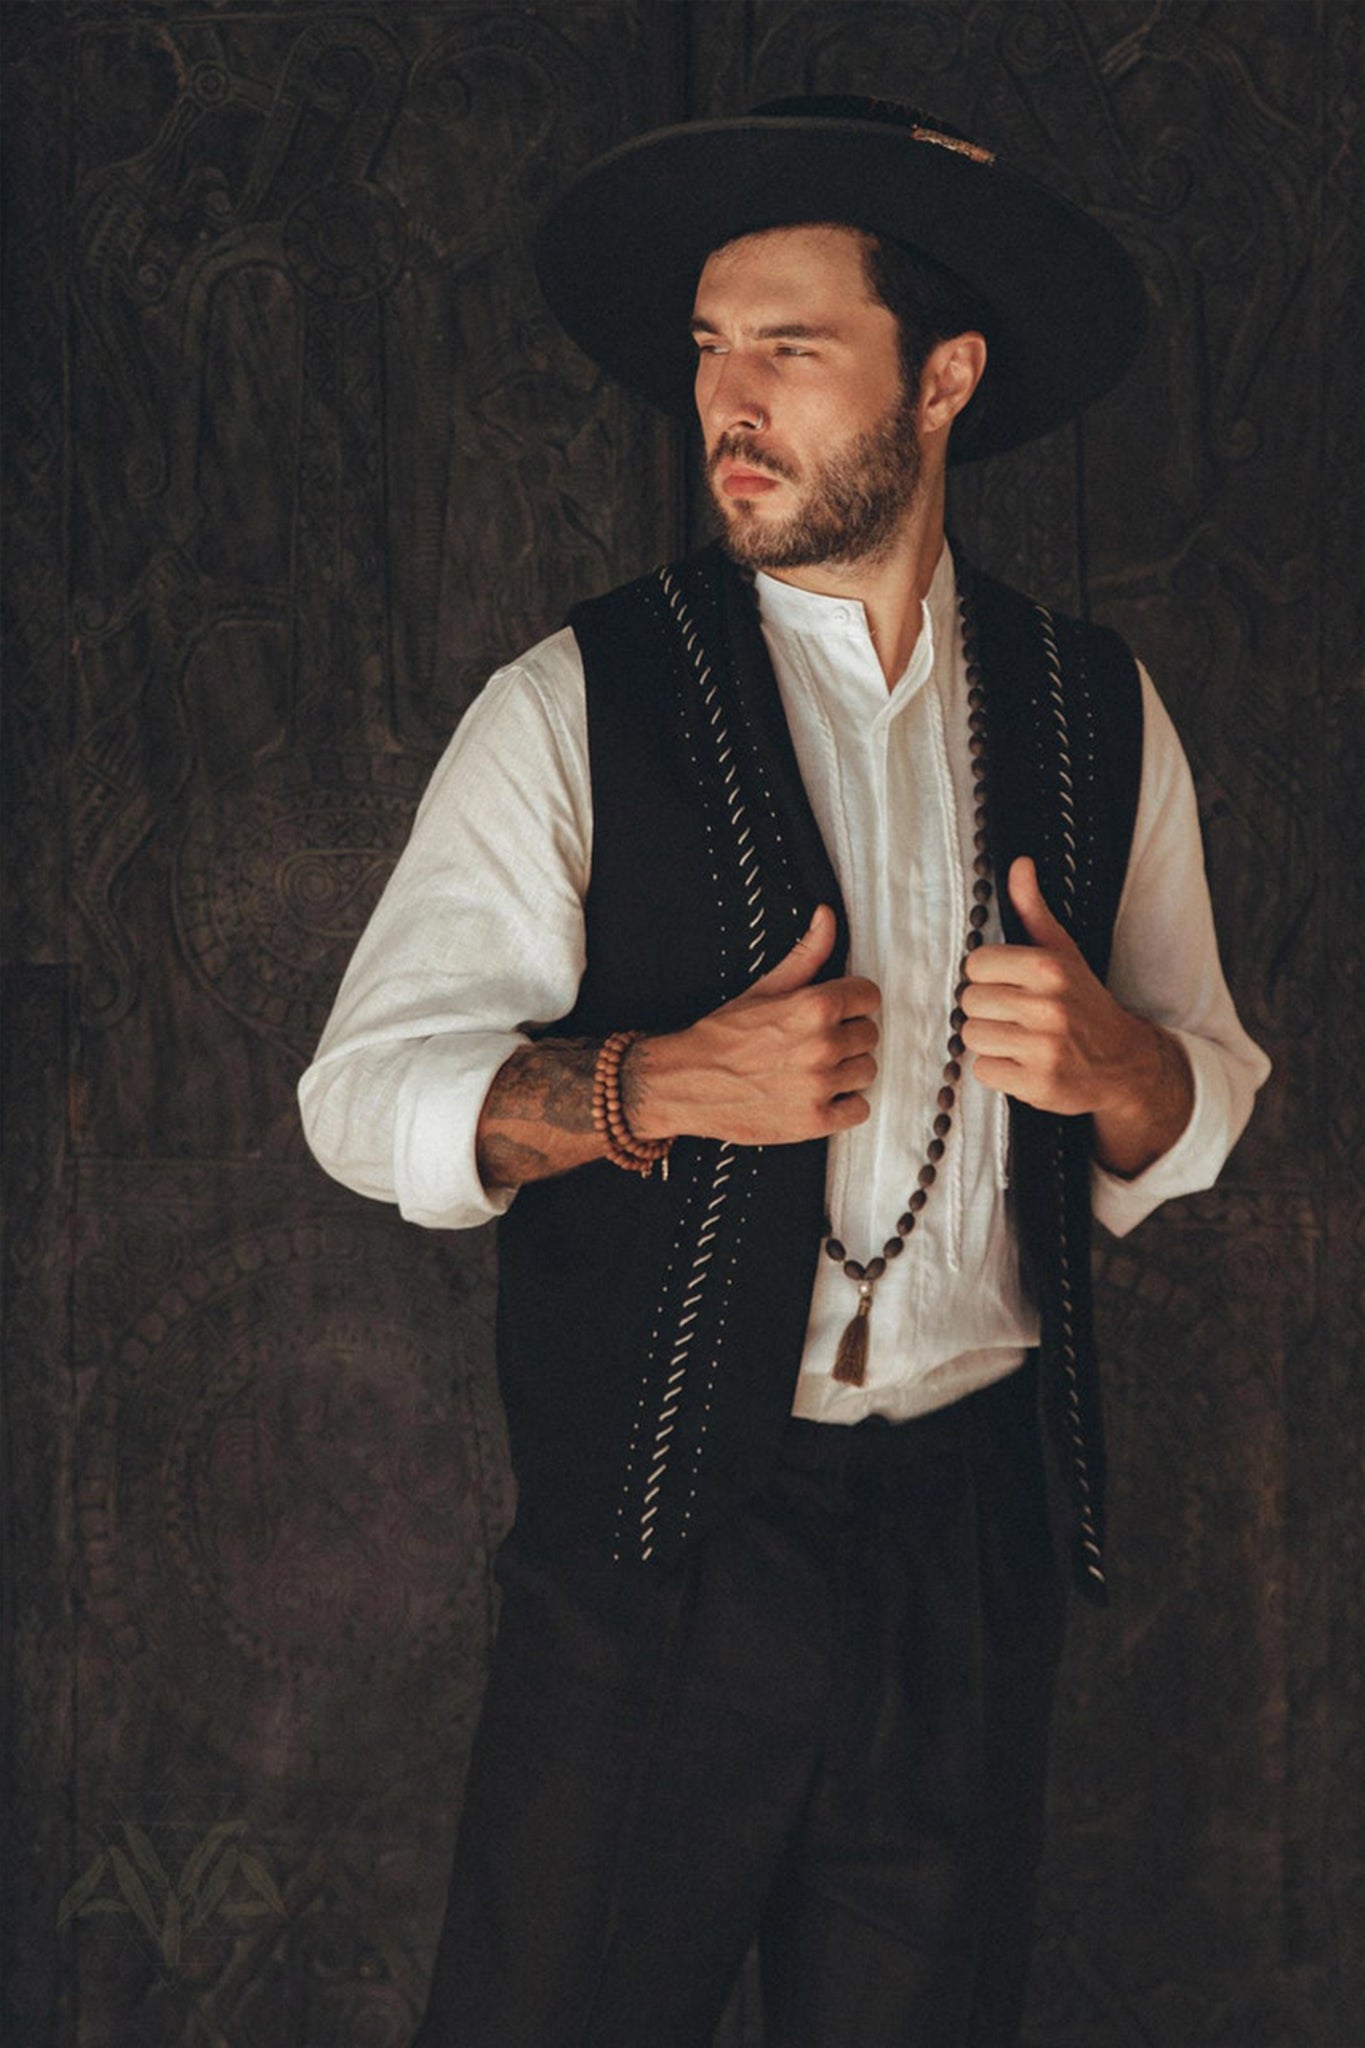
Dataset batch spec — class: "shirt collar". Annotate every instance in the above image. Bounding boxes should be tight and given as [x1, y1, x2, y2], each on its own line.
[754, 542, 956, 698]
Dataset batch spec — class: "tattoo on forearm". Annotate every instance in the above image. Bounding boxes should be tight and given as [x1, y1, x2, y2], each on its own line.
[477, 1038, 603, 1190]
[485, 1038, 599, 1133]
[478, 1132, 552, 1186]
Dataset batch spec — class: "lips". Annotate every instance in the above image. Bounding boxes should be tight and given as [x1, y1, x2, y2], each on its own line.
[720, 467, 782, 497]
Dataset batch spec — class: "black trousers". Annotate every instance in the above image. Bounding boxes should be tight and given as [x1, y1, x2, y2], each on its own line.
[413, 1363, 1067, 2048]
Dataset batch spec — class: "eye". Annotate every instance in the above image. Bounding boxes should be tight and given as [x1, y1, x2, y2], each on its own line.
[774, 344, 813, 358]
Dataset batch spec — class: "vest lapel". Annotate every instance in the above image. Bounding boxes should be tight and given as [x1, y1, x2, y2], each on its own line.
[712, 550, 850, 977]
[966, 558, 1079, 956]
[656, 547, 850, 983]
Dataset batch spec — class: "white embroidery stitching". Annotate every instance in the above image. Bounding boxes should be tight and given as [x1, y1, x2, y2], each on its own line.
[619, 570, 772, 1560]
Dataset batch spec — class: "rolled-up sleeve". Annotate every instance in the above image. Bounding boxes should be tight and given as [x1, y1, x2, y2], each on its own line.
[1091, 666, 1271, 1236]
[297, 630, 592, 1230]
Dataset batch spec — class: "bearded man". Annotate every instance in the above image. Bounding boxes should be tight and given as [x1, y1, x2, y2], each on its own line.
[300, 98, 1268, 2048]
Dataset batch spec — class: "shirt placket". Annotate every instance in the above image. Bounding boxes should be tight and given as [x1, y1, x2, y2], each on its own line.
[831, 669, 927, 1312]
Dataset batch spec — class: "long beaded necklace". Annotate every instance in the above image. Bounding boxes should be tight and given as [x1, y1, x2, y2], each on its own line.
[825, 576, 994, 1387]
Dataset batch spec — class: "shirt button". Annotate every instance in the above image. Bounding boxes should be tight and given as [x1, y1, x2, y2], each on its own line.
[833, 606, 850, 625]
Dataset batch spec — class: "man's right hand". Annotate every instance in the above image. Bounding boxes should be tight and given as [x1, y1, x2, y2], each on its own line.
[475, 906, 879, 1191]
[627, 905, 881, 1146]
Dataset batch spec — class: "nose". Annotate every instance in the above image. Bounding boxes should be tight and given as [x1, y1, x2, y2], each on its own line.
[696, 351, 769, 438]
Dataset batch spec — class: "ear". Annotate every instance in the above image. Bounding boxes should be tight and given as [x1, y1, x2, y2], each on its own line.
[918, 332, 988, 438]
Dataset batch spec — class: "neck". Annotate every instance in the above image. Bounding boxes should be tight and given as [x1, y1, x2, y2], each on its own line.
[761, 470, 948, 689]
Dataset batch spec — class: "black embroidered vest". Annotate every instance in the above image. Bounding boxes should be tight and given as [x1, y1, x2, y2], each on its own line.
[496, 544, 1142, 1601]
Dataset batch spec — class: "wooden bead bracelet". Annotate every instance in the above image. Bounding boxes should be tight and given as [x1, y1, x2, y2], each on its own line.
[591, 1030, 673, 1180]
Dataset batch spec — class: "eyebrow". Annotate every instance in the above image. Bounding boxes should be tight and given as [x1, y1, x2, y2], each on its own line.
[689, 317, 843, 341]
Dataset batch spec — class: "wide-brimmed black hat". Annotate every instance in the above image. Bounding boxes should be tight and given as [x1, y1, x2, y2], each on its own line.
[535, 95, 1146, 461]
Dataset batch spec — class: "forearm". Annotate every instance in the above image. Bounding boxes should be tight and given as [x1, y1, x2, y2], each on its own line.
[1090, 1020, 1194, 1178]
[474, 1031, 718, 1188]
[476, 1037, 608, 1189]
[476, 919, 881, 1186]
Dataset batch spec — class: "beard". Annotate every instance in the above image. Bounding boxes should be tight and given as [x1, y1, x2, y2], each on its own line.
[707, 384, 923, 571]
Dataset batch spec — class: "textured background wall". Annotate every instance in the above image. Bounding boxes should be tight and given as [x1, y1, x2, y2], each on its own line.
[2, 3, 1360, 2044]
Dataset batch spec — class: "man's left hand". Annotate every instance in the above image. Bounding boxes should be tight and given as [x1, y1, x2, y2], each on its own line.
[962, 856, 1194, 1177]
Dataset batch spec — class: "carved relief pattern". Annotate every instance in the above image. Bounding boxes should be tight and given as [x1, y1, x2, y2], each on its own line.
[172, 748, 432, 1059]
[63, 1168, 509, 2046]
[3, 4, 1358, 2044]
[58, 3, 670, 1146]
[6, 6, 671, 2045]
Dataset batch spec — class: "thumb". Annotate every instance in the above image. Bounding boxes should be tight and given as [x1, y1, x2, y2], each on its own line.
[749, 904, 837, 997]
[1007, 856, 1077, 952]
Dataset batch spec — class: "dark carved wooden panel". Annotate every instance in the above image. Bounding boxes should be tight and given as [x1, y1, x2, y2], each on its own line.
[54, 1, 674, 1161]
[4, 6, 677, 2045]
[3, 4, 1360, 2045]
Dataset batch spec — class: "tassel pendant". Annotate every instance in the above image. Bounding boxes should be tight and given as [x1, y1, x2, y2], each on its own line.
[833, 1282, 874, 1386]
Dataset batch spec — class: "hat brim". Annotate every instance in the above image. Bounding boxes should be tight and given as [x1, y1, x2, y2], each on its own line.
[535, 116, 1147, 461]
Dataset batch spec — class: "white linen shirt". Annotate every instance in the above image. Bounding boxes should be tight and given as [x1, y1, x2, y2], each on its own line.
[299, 546, 1270, 1422]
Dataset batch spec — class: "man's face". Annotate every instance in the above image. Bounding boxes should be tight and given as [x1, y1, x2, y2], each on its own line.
[691, 224, 921, 571]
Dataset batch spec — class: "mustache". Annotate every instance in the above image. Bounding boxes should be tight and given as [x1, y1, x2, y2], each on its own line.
[708, 432, 799, 483]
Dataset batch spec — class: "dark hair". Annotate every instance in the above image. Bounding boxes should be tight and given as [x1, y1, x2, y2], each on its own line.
[862, 232, 996, 456]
